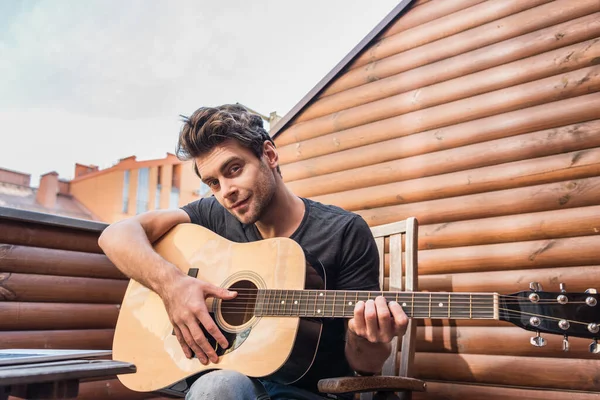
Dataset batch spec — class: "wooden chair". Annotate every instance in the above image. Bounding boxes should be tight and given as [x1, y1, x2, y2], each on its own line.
[318, 217, 426, 400]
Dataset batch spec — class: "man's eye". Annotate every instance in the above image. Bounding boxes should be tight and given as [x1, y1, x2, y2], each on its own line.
[209, 180, 219, 188]
[230, 165, 241, 174]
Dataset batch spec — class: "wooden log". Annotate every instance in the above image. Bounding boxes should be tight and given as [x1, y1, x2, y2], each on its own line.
[416, 326, 594, 359]
[278, 64, 600, 164]
[281, 93, 600, 182]
[0, 273, 127, 303]
[0, 219, 103, 254]
[287, 37, 600, 146]
[320, 0, 600, 98]
[349, 0, 552, 71]
[417, 236, 600, 275]
[419, 205, 600, 250]
[419, 266, 600, 295]
[0, 302, 119, 330]
[412, 353, 600, 391]
[358, 175, 600, 227]
[0, 329, 114, 349]
[413, 381, 600, 400]
[313, 147, 600, 211]
[380, 0, 486, 40]
[0, 244, 125, 279]
[295, 12, 600, 124]
[289, 120, 600, 198]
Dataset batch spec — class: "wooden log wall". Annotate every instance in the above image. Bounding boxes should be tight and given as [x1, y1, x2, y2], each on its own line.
[274, 0, 600, 397]
[0, 211, 154, 399]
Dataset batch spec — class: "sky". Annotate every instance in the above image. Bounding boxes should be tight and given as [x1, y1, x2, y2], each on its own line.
[0, 0, 399, 186]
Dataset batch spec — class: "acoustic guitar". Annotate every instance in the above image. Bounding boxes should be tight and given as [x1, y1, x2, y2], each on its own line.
[113, 223, 600, 393]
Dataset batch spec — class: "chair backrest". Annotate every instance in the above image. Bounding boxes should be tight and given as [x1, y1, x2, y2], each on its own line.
[368, 217, 419, 398]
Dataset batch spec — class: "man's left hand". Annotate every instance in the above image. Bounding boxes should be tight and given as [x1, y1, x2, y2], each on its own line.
[348, 296, 408, 343]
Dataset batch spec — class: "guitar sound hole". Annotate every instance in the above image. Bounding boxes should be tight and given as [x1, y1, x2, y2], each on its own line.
[221, 280, 257, 327]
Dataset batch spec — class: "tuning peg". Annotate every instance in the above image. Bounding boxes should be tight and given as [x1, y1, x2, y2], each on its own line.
[590, 340, 600, 354]
[585, 288, 597, 294]
[529, 282, 543, 292]
[530, 332, 546, 347]
[559, 283, 567, 293]
[563, 336, 569, 352]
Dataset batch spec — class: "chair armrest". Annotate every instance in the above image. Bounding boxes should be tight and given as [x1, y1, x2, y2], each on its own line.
[318, 376, 426, 394]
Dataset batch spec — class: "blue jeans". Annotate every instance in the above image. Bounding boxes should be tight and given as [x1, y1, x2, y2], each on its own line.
[185, 370, 344, 400]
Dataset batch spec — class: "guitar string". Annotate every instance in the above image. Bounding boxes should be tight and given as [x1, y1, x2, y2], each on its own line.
[204, 306, 596, 327]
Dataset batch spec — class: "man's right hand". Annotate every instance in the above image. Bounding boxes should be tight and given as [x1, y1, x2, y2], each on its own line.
[161, 274, 237, 364]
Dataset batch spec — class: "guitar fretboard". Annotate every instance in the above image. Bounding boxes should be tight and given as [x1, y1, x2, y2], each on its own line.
[253, 290, 497, 319]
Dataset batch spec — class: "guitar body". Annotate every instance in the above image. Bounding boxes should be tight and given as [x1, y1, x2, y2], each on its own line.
[113, 223, 324, 393]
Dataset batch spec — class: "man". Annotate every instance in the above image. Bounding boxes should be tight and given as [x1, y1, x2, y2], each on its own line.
[99, 104, 408, 400]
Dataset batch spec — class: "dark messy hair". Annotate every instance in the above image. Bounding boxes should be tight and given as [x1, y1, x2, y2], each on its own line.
[176, 104, 280, 177]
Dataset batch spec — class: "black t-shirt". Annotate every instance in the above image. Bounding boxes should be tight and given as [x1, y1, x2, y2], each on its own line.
[181, 196, 380, 394]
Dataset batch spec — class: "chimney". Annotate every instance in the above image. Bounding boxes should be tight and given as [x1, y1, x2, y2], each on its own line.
[74, 163, 99, 178]
[36, 171, 59, 209]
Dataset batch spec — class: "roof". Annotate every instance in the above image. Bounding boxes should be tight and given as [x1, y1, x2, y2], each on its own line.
[270, 0, 414, 139]
[0, 182, 99, 221]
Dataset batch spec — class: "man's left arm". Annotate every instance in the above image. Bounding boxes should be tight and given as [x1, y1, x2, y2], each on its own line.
[337, 216, 409, 374]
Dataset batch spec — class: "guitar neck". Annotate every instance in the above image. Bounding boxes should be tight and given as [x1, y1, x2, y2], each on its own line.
[254, 290, 498, 320]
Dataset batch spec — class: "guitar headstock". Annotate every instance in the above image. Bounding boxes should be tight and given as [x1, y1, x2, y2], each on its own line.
[500, 282, 600, 353]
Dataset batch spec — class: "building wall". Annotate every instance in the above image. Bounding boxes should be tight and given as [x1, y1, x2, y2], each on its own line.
[274, 0, 600, 397]
[70, 157, 202, 223]
[0, 168, 30, 187]
[69, 169, 126, 223]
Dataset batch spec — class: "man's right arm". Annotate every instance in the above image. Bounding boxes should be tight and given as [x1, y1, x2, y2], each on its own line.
[98, 209, 236, 365]
[98, 209, 190, 297]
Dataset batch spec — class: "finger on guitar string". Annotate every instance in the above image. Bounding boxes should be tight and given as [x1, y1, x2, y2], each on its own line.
[389, 301, 408, 338]
[349, 300, 367, 338]
[364, 299, 379, 343]
[375, 296, 393, 343]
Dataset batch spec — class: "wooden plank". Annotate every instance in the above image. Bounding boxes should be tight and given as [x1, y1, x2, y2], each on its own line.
[418, 205, 600, 250]
[281, 92, 600, 183]
[286, 36, 600, 146]
[412, 353, 600, 391]
[413, 381, 600, 400]
[314, 147, 600, 211]
[371, 220, 407, 238]
[359, 175, 600, 227]
[289, 118, 600, 198]
[417, 236, 600, 275]
[0, 244, 125, 279]
[0, 330, 114, 350]
[0, 273, 127, 303]
[0, 302, 119, 330]
[298, 12, 600, 125]
[320, 0, 600, 98]
[279, 64, 600, 164]
[349, 0, 545, 71]
[0, 220, 103, 254]
[418, 266, 600, 295]
[416, 326, 596, 359]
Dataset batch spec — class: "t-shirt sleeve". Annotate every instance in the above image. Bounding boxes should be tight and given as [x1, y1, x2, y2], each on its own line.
[180, 196, 225, 232]
[335, 215, 381, 291]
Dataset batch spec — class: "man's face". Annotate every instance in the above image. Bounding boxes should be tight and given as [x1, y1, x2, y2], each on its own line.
[196, 139, 276, 225]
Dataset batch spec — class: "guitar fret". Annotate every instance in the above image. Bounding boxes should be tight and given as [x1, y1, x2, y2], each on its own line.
[254, 290, 495, 320]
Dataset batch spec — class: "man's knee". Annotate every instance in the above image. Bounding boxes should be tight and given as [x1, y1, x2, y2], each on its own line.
[186, 370, 265, 400]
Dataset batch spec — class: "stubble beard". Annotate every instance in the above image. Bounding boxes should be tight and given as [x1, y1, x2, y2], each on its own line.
[234, 164, 276, 225]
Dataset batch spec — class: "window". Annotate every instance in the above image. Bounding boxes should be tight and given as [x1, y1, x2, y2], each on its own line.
[136, 168, 150, 214]
[122, 170, 130, 213]
[169, 188, 180, 209]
